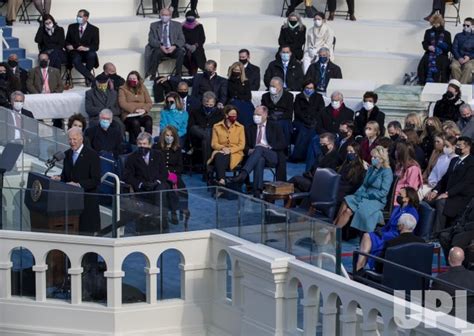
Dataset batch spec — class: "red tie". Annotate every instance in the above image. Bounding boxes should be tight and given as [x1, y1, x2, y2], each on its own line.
[79, 26, 83, 38]
[256, 125, 263, 145]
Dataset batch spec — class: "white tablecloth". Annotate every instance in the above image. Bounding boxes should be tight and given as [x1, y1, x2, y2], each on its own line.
[24, 90, 87, 120]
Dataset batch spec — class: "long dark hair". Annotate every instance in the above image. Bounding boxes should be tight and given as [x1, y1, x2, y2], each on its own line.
[42, 14, 57, 27]
[159, 125, 180, 151]
[402, 186, 420, 209]
[339, 142, 365, 183]
[395, 141, 418, 172]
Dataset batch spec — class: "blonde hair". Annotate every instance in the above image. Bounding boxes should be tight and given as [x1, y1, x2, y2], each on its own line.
[405, 112, 422, 131]
[228, 62, 247, 84]
[430, 13, 445, 27]
[442, 120, 461, 137]
[371, 145, 390, 169]
[366, 120, 380, 136]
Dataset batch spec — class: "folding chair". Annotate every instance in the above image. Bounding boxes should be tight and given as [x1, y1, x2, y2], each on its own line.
[281, 0, 305, 17]
[63, 67, 95, 89]
[444, 0, 462, 26]
[178, 1, 199, 17]
[324, 0, 349, 20]
[136, 0, 155, 17]
[17, 0, 41, 24]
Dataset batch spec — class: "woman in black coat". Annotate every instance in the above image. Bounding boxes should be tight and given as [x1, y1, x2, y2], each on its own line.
[227, 62, 255, 127]
[34, 14, 66, 70]
[182, 11, 206, 75]
[336, 142, 367, 204]
[278, 13, 306, 61]
[417, 14, 452, 85]
[152, 125, 189, 225]
[354, 91, 386, 138]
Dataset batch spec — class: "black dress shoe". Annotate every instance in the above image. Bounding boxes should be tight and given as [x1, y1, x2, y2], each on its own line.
[228, 171, 248, 185]
[6, 20, 13, 26]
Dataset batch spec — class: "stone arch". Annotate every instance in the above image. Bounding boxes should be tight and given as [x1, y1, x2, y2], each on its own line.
[121, 252, 149, 304]
[287, 276, 304, 332]
[364, 308, 383, 334]
[9, 246, 35, 297]
[157, 248, 185, 300]
[80, 252, 108, 303]
[217, 249, 232, 301]
[45, 249, 71, 301]
[232, 260, 243, 307]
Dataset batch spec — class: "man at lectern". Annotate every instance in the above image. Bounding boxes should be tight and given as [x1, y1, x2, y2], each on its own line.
[52, 127, 101, 235]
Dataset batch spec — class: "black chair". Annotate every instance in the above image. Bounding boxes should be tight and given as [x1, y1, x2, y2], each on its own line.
[178, 1, 199, 17]
[444, 0, 462, 26]
[354, 243, 434, 294]
[280, 0, 305, 17]
[288, 168, 341, 222]
[324, 0, 349, 19]
[136, 0, 155, 17]
[382, 175, 399, 221]
[414, 201, 436, 241]
[17, 0, 41, 24]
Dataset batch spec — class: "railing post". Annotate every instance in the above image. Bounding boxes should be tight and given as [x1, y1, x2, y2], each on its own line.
[301, 298, 318, 336]
[273, 271, 288, 336]
[339, 312, 357, 335]
[0, 261, 13, 298]
[68, 267, 83, 304]
[32, 264, 48, 302]
[321, 305, 338, 336]
[104, 270, 124, 308]
[145, 267, 160, 304]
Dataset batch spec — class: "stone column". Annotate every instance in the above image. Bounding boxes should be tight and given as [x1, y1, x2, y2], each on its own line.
[104, 270, 124, 308]
[212, 262, 228, 301]
[32, 264, 48, 302]
[273, 271, 288, 336]
[0, 261, 12, 298]
[339, 312, 357, 335]
[302, 298, 318, 336]
[360, 321, 379, 336]
[145, 267, 160, 304]
[321, 305, 338, 336]
[68, 267, 83, 305]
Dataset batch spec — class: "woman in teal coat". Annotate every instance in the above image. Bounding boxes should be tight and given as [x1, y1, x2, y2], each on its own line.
[334, 145, 393, 232]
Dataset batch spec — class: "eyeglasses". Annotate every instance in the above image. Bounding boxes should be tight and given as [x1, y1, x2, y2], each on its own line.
[166, 100, 175, 104]
[463, 24, 471, 28]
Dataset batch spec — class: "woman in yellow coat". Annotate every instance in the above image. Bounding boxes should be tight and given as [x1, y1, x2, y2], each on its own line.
[208, 105, 245, 186]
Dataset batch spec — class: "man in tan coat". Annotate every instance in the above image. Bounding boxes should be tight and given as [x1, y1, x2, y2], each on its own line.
[6, 0, 22, 26]
[26, 53, 64, 94]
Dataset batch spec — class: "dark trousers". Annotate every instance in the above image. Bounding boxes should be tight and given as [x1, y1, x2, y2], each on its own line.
[189, 125, 212, 167]
[305, 134, 321, 171]
[68, 50, 97, 81]
[290, 121, 316, 162]
[242, 146, 278, 192]
[153, 0, 197, 12]
[289, 175, 312, 193]
[431, 0, 446, 16]
[42, 48, 66, 70]
[427, 198, 450, 235]
[150, 47, 186, 77]
[439, 230, 474, 265]
[328, 0, 355, 14]
[124, 115, 153, 145]
[213, 152, 231, 180]
[275, 119, 292, 152]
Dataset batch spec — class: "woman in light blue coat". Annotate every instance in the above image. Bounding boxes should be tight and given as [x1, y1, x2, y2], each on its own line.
[334, 145, 393, 232]
[160, 92, 189, 147]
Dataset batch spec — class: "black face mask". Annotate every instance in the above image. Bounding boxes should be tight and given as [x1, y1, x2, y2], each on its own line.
[405, 123, 415, 130]
[446, 91, 455, 100]
[389, 134, 400, 141]
[231, 71, 240, 79]
[7, 60, 18, 68]
[396, 195, 404, 205]
[178, 91, 188, 99]
[426, 125, 436, 134]
[320, 144, 329, 155]
[462, 115, 472, 123]
[0, 73, 7, 80]
[339, 131, 348, 139]
[39, 60, 48, 68]
[204, 70, 213, 78]
[239, 59, 248, 65]
[138, 147, 150, 156]
[455, 147, 463, 156]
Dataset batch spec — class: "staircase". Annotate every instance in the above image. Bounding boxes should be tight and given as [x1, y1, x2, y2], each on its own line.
[0, 16, 32, 70]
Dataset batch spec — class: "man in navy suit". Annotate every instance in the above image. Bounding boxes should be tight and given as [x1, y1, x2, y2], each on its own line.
[65, 9, 100, 82]
[190, 60, 227, 108]
[229, 105, 287, 198]
[426, 137, 474, 235]
[304, 47, 342, 93]
[177, 81, 200, 112]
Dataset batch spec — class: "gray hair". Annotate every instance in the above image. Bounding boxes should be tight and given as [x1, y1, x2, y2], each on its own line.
[10, 91, 24, 102]
[177, 81, 189, 89]
[270, 77, 284, 87]
[137, 132, 152, 145]
[67, 127, 83, 138]
[460, 103, 472, 113]
[202, 91, 217, 103]
[99, 108, 113, 118]
[255, 105, 268, 115]
[331, 91, 344, 101]
[318, 47, 330, 55]
[398, 213, 417, 231]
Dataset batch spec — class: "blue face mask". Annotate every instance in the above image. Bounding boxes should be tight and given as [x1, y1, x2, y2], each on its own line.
[204, 106, 214, 114]
[346, 153, 356, 162]
[280, 53, 290, 62]
[169, 103, 176, 110]
[319, 56, 328, 64]
[76, 16, 83, 25]
[304, 88, 314, 96]
[371, 157, 380, 167]
[100, 119, 111, 129]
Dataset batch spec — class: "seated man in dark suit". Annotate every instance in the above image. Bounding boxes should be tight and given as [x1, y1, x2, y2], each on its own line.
[95, 62, 125, 92]
[426, 137, 474, 236]
[289, 132, 340, 193]
[430, 247, 474, 322]
[239, 49, 261, 91]
[123, 132, 169, 233]
[51, 127, 101, 235]
[317, 91, 354, 134]
[337, 120, 355, 161]
[190, 60, 227, 108]
[144, 8, 186, 79]
[304, 47, 342, 93]
[177, 81, 200, 112]
[7, 54, 28, 93]
[263, 45, 304, 92]
[84, 109, 123, 159]
[229, 105, 287, 198]
[65, 9, 100, 83]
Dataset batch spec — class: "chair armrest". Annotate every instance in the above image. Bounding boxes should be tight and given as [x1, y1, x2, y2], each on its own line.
[364, 270, 383, 283]
[288, 192, 310, 200]
[311, 201, 336, 207]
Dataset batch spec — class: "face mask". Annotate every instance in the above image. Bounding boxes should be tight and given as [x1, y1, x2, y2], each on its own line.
[339, 130, 348, 138]
[462, 115, 472, 122]
[165, 135, 174, 144]
[280, 53, 290, 62]
[39, 60, 48, 68]
[443, 147, 453, 155]
[13, 102, 23, 111]
[204, 106, 215, 114]
[227, 116, 237, 124]
[314, 19, 323, 27]
[304, 88, 314, 96]
[464, 26, 472, 33]
[455, 147, 463, 156]
[253, 115, 262, 125]
[186, 17, 195, 23]
[288, 20, 299, 28]
[389, 134, 399, 141]
[319, 56, 328, 63]
[320, 144, 329, 155]
[331, 101, 341, 109]
[161, 15, 171, 23]
[346, 153, 356, 162]
[97, 84, 108, 92]
[204, 70, 213, 77]
[239, 59, 248, 65]
[396, 195, 404, 205]
[363, 102, 375, 111]
[178, 91, 187, 99]
[446, 91, 455, 100]
[231, 71, 241, 79]
[167, 102, 176, 110]
[45, 23, 54, 30]
[426, 125, 436, 134]
[0, 73, 6, 80]
[138, 147, 150, 156]
[7, 60, 17, 68]
[269, 87, 278, 95]
[371, 157, 380, 166]
[100, 119, 111, 129]
[128, 79, 138, 87]
[76, 16, 83, 25]
[405, 122, 415, 130]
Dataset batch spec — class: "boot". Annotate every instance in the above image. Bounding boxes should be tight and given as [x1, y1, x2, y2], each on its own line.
[328, 12, 335, 20]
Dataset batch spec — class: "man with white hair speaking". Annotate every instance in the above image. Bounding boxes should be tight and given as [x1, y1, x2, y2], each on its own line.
[52, 127, 101, 235]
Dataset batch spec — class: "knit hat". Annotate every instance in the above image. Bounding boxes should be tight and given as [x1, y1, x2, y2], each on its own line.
[185, 10, 197, 18]
[448, 79, 461, 90]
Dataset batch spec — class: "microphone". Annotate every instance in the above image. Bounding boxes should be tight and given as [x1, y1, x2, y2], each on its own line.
[45, 151, 65, 176]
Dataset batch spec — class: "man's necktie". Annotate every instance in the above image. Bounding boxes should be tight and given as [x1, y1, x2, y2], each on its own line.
[42, 68, 50, 93]
[79, 26, 83, 38]
[453, 158, 461, 171]
[144, 155, 149, 165]
[72, 151, 79, 165]
[163, 24, 170, 47]
[256, 125, 263, 145]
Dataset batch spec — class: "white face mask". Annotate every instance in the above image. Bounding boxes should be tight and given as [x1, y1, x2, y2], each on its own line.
[161, 15, 171, 23]
[253, 115, 262, 125]
[314, 19, 323, 27]
[331, 100, 341, 109]
[269, 87, 278, 95]
[363, 101, 375, 111]
[13, 102, 23, 111]
[45, 23, 54, 30]
[443, 147, 453, 155]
